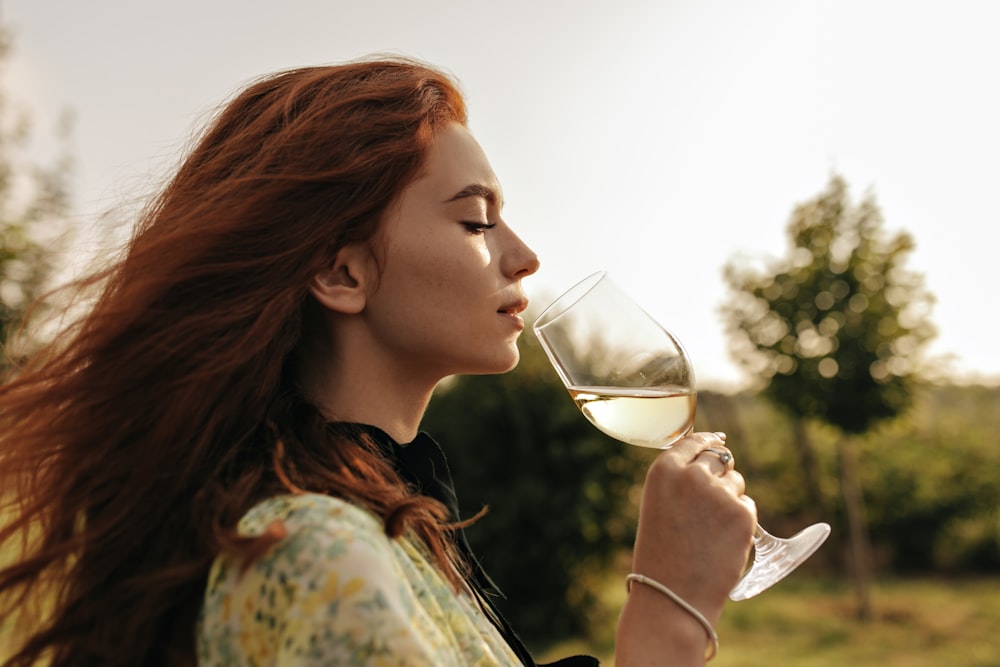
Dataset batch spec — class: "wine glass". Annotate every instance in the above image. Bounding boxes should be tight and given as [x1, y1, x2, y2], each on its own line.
[532, 271, 831, 600]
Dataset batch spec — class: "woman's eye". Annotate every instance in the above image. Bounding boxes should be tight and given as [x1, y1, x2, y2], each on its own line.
[462, 221, 496, 234]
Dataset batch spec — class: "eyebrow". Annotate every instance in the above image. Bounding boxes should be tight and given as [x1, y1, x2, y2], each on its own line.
[445, 183, 501, 207]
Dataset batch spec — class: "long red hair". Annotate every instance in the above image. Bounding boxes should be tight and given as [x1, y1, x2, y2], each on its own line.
[0, 58, 469, 666]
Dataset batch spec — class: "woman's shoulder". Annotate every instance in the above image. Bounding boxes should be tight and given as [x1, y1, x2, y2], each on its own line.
[240, 492, 382, 536]
[201, 494, 404, 640]
[201, 495, 427, 665]
[236, 493, 396, 572]
[200, 493, 526, 667]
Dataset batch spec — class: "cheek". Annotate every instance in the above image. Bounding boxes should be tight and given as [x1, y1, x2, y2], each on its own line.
[378, 231, 495, 322]
[380, 258, 456, 327]
[421, 241, 492, 292]
[475, 238, 493, 264]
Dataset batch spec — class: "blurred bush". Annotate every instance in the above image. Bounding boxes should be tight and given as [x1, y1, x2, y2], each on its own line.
[699, 384, 1000, 574]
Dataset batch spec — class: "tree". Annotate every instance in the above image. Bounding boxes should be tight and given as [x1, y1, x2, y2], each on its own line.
[422, 331, 649, 651]
[0, 24, 73, 370]
[722, 174, 935, 618]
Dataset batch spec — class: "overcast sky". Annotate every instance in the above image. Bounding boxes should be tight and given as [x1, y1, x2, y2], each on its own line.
[4, 0, 999, 389]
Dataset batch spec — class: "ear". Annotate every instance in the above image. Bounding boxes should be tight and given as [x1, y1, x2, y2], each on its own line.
[309, 243, 374, 315]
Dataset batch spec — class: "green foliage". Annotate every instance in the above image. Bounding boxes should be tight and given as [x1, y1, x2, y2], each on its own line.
[421, 332, 650, 651]
[0, 26, 73, 367]
[858, 384, 1000, 572]
[714, 384, 1000, 573]
[722, 175, 935, 433]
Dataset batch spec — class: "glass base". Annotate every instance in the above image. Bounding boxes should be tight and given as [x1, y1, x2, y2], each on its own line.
[729, 522, 832, 601]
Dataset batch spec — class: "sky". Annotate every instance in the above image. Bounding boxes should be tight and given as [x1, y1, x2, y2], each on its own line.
[3, 0, 999, 389]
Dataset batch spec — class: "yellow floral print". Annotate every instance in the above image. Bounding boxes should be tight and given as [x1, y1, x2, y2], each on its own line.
[197, 494, 523, 667]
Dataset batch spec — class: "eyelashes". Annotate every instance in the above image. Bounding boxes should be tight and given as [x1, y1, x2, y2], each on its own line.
[462, 221, 497, 234]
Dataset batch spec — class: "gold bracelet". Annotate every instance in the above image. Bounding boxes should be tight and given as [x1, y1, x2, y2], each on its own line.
[626, 573, 719, 661]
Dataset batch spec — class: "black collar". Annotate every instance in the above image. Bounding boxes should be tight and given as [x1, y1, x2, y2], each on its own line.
[340, 423, 503, 598]
[356, 425, 464, 523]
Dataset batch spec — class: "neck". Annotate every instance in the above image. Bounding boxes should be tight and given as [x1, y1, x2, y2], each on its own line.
[297, 319, 441, 444]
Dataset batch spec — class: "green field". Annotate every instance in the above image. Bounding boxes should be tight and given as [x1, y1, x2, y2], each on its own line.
[541, 576, 1000, 667]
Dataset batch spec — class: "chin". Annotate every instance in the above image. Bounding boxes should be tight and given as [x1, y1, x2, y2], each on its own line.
[497, 347, 521, 372]
[467, 350, 521, 376]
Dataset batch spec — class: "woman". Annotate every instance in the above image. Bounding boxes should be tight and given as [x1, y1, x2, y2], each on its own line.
[0, 58, 755, 666]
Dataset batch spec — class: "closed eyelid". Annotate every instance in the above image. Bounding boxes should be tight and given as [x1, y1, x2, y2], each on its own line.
[462, 221, 496, 232]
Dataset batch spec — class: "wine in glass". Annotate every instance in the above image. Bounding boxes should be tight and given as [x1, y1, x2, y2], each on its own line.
[533, 271, 831, 600]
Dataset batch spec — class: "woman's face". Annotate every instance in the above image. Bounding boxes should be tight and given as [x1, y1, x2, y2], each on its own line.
[362, 122, 540, 381]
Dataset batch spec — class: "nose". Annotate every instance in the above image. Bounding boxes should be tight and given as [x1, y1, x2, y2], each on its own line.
[500, 226, 540, 279]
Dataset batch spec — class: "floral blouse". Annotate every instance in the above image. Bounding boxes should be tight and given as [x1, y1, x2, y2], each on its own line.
[197, 492, 524, 666]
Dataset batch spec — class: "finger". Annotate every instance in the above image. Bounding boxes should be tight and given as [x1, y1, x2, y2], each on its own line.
[672, 431, 726, 459]
[722, 470, 747, 497]
[688, 431, 726, 447]
[694, 447, 734, 476]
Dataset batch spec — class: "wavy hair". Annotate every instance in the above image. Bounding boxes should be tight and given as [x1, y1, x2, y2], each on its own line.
[0, 58, 469, 666]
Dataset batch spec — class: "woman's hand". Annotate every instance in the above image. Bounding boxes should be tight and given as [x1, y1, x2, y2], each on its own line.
[616, 432, 757, 666]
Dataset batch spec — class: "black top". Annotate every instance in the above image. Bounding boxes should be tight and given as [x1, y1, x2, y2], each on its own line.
[350, 423, 600, 667]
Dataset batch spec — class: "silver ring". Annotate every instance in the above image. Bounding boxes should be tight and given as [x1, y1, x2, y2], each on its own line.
[701, 447, 735, 473]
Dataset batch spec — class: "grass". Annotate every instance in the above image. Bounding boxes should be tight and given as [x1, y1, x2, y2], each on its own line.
[540, 575, 1000, 666]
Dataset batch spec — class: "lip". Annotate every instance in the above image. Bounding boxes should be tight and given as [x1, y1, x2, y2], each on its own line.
[498, 297, 528, 329]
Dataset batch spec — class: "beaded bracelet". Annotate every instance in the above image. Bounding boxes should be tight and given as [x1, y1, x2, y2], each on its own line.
[625, 573, 719, 661]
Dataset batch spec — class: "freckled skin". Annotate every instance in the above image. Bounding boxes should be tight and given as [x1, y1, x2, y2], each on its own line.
[362, 123, 540, 383]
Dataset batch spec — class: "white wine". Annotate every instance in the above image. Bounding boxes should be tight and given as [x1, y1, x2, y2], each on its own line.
[568, 386, 696, 449]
